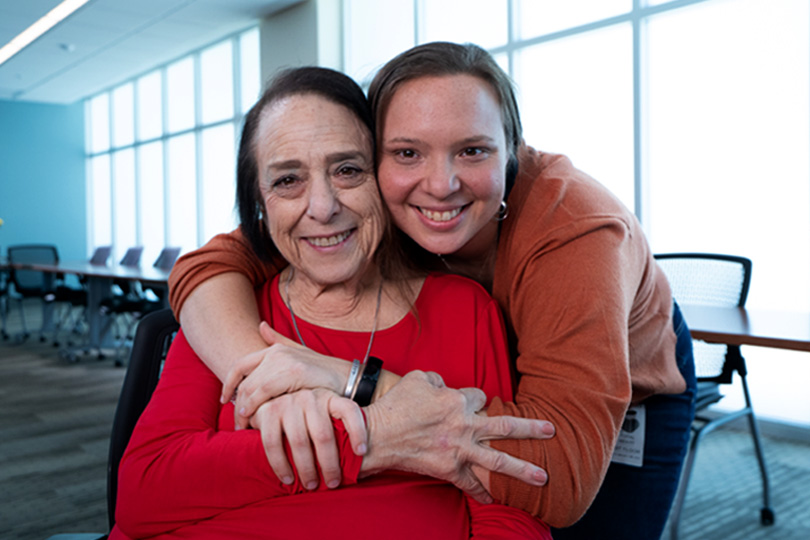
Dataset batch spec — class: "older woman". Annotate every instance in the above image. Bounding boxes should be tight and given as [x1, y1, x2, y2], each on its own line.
[110, 67, 550, 539]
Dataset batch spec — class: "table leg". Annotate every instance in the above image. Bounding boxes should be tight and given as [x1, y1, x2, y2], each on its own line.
[85, 276, 114, 349]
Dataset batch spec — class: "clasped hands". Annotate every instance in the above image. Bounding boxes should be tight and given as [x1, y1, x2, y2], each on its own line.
[220, 322, 555, 503]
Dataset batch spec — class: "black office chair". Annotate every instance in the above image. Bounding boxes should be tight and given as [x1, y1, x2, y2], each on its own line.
[6, 244, 59, 342]
[654, 253, 774, 539]
[100, 247, 180, 363]
[49, 246, 113, 347]
[47, 308, 179, 540]
[96, 247, 144, 357]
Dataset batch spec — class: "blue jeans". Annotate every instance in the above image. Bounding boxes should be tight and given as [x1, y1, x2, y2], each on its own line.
[553, 302, 697, 540]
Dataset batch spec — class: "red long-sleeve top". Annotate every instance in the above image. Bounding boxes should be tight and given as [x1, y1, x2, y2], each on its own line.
[111, 273, 550, 539]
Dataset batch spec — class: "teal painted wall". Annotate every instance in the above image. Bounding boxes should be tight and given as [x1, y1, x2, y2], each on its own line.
[0, 100, 87, 260]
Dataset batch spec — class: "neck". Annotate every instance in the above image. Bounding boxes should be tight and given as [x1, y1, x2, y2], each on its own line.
[439, 221, 499, 290]
[281, 266, 383, 330]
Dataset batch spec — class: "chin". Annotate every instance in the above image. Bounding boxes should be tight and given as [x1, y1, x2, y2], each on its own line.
[414, 236, 465, 256]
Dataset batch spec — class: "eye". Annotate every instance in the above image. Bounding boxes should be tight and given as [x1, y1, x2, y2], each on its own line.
[272, 175, 299, 189]
[336, 164, 362, 177]
[460, 147, 487, 158]
[392, 148, 418, 160]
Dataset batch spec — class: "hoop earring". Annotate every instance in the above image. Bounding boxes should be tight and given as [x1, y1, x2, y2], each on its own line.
[494, 200, 509, 222]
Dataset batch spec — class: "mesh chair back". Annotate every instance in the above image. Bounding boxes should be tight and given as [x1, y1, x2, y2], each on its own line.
[7, 244, 59, 295]
[90, 246, 112, 266]
[655, 253, 752, 379]
[119, 247, 144, 267]
[153, 247, 181, 270]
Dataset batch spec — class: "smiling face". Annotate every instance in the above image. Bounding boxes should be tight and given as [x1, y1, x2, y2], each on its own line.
[377, 74, 508, 258]
[255, 93, 384, 287]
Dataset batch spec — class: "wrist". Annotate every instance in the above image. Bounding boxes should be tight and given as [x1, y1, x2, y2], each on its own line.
[371, 371, 399, 403]
[358, 402, 398, 477]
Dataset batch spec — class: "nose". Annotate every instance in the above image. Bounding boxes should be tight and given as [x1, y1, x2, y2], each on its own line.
[306, 175, 340, 222]
[423, 157, 460, 199]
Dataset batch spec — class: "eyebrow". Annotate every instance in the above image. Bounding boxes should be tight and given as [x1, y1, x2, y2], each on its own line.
[384, 135, 497, 146]
[264, 150, 370, 174]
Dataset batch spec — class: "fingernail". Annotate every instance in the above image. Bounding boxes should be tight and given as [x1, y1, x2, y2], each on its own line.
[281, 475, 293, 485]
[306, 481, 318, 490]
[533, 469, 548, 485]
[541, 422, 555, 436]
[326, 479, 340, 489]
[220, 395, 226, 404]
[239, 407, 246, 416]
[356, 443, 367, 455]
[481, 495, 493, 505]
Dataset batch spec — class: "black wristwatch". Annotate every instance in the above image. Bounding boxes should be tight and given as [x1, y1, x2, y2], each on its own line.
[352, 356, 383, 406]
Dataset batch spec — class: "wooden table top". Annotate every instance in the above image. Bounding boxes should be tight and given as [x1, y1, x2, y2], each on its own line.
[679, 304, 810, 352]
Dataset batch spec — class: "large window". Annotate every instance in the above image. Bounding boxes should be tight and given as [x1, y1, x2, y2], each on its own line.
[343, 0, 810, 427]
[85, 28, 259, 266]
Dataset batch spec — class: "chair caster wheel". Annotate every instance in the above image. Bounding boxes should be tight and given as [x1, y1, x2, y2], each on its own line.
[761, 507, 775, 525]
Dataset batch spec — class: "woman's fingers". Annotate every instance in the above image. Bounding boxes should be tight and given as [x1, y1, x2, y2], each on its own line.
[281, 403, 320, 490]
[468, 442, 549, 487]
[253, 390, 351, 491]
[474, 412, 556, 441]
[255, 404, 295, 485]
[302, 392, 343, 489]
[327, 395, 368, 456]
[220, 351, 262, 405]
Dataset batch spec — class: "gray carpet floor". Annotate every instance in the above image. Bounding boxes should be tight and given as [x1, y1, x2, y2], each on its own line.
[1, 303, 808, 539]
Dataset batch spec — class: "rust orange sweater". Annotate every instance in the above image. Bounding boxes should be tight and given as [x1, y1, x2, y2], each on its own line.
[167, 147, 684, 527]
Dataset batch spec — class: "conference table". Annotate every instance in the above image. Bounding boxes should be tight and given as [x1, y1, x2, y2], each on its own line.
[679, 304, 810, 353]
[4, 259, 171, 351]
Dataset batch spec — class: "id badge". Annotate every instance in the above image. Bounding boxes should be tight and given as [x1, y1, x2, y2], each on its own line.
[611, 403, 646, 467]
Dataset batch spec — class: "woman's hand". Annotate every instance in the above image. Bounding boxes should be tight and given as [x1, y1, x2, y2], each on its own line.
[250, 388, 367, 490]
[362, 371, 555, 504]
[222, 323, 351, 430]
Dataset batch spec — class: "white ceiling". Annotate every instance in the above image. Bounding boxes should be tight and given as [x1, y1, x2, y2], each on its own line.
[0, 0, 301, 104]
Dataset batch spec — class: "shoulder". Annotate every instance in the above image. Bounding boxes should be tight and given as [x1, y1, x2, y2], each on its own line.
[514, 147, 630, 216]
[505, 146, 639, 249]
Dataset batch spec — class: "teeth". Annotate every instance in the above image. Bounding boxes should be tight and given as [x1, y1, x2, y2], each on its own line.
[420, 207, 462, 222]
[308, 230, 351, 247]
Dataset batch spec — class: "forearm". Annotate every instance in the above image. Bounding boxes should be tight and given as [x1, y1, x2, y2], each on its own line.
[179, 272, 266, 381]
[116, 334, 365, 537]
[117, 421, 363, 538]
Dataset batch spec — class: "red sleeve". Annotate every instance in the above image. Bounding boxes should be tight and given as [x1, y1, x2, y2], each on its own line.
[168, 228, 285, 315]
[468, 498, 551, 539]
[114, 330, 363, 538]
[466, 296, 550, 539]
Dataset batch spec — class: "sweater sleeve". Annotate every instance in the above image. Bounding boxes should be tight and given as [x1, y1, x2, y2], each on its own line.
[467, 296, 551, 539]
[114, 329, 363, 539]
[487, 220, 637, 527]
[168, 228, 284, 315]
